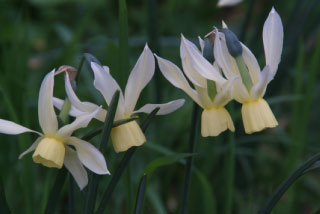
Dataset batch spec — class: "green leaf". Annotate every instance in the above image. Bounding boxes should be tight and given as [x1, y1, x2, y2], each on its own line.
[0, 177, 10, 214]
[194, 169, 217, 214]
[144, 153, 197, 181]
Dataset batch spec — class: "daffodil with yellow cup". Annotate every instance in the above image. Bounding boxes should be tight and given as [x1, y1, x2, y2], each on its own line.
[212, 8, 283, 134]
[54, 44, 185, 153]
[156, 35, 235, 137]
[0, 70, 109, 189]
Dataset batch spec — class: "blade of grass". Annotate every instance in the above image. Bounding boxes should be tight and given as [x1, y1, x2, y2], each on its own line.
[0, 177, 10, 214]
[180, 103, 201, 214]
[224, 103, 235, 214]
[258, 153, 320, 214]
[84, 91, 120, 214]
[96, 107, 160, 214]
[118, 0, 129, 89]
[45, 169, 67, 214]
[135, 174, 147, 214]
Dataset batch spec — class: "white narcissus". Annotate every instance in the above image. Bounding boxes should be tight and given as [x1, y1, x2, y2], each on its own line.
[156, 35, 235, 137]
[217, 0, 242, 7]
[213, 8, 283, 134]
[0, 71, 109, 190]
[54, 44, 185, 153]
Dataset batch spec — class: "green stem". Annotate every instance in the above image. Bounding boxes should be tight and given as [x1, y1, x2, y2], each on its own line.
[96, 107, 160, 214]
[135, 174, 147, 214]
[224, 103, 235, 214]
[180, 103, 201, 214]
[235, 56, 253, 92]
[45, 169, 67, 214]
[259, 153, 320, 214]
[58, 99, 71, 124]
[84, 91, 120, 214]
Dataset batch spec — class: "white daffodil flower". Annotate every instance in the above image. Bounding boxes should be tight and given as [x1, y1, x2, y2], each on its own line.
[0, 71, 109, 190]
[155, 35, 235, 137]
[213, 8, 283, 134]
[217, 0, 242, 7]
[54, 44, 185, 153]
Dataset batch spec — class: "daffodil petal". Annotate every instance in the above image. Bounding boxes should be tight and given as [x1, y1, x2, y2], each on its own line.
[67, 137, 109, 175]
[198, 36, 205, 53]
[91, 62, 126, 117]
[38, 70, 58, 135]
[194, 85, 213, 107]
[155, 54, 202, 107]
[134, 99, 185, 115]
[217, 0, 242, 7]
[232, 79, 251, 103]
[64, 73, 108, 121]
[0, 119, 41, 135]
[241, 43, 260, 84]
[64, 147, 88, 190]
[53, 97, 86, 118]
[181, 35, 225, 84]
[56, 107, 101, 139]
[250, 66, 274, 99]
[18, 137, 43, 159]
[263, 7, 283, 75]
[124, 44, 155, 115]
[214, 32, 239, 79]
[213, 78, 235, 107]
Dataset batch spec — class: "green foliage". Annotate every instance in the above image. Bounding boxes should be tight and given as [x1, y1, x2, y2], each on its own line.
[0, 0, 320, 213]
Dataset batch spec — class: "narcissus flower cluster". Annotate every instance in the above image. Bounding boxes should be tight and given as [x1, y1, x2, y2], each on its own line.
[156, 7, 283, 135]
[0, 71, 109, 189]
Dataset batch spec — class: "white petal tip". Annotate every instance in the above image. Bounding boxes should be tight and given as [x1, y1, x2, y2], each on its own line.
[222, 21, 228, 29]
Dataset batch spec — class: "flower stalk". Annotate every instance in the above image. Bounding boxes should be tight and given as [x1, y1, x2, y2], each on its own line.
[180, 103, 201, 214]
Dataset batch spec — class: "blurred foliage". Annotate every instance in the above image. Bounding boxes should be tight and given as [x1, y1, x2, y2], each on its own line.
[0, 0, 320, 213]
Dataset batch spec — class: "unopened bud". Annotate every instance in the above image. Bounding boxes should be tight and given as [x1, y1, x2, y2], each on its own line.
[221, 29, 242, 57]
[203, 38, 215, 64]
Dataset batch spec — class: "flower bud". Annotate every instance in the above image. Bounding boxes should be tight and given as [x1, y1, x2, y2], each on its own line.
[221, 29, 242, 58]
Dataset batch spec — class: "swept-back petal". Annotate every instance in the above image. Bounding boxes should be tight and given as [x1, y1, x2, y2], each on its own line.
[64, 74, 107, 121]
[134, 99, 185, 115]
[124, 44, 155, 115]
[198, 36, 205, 53]
[53, 97, 85, 118]
[92, 63, 121, 105]
[250, 66, 274, 99]
[19, 137, 43, 159]
[155, 54, 202, 107]
[181, 35, 225, 84]
[217, 0, 242, 7]
[64, 147, 88, 190]
[67, 137, 109, 175]
[214, 32, 239, 79]
[241, 43, 260, 84]
[263, 7, 283, 75]
[0, 119, 41, 135]
[91, 63, 126, 117]
[38, 70, 58, 135]
[232, 79, 251, 103]
[56, 107, 101, 139]
[194, 85, 213, 108]
[213, 78, 235, 107]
